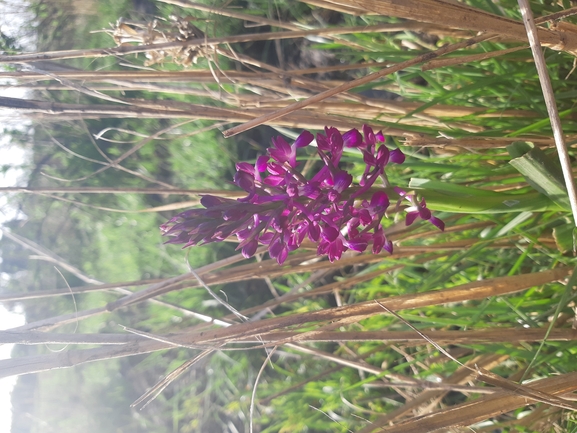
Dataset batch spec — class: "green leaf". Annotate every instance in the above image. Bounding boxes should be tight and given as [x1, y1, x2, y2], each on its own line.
[553, 223, 576, 254]
[407, 178, 561, 213]
[507, 141, 571, 210]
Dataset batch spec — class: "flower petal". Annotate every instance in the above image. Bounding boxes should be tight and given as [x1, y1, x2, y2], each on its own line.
[347, 236, 369, 252]
[394, 186, 407, 197]
[383, 240, 393, 254]
[263, 175, 286, 186]
[376, 145, 390, 166]
[429, 216, 445, 231]
[389, 148, 405, 164]
[419, 207, 432, 220]
[327, 238, 344, 262]
[241, 239, 258, 258]
[343, 128, 362, 147]
[294, 130, 314, 148]
[276, 246, 289, 264]
[308, 223, 321, 242]
[322, 225, 339, 242]
[362, 124, 376, 147]
[200, 195, 225, 208]
[370, 191, 389, 210]
[236, 162, 254, 174]
[269, 136, 292, 163]
[405, 211, 419, 226]
[316, 132, 331, 151]
[256, 155, 269, 172]
[333, 170, 353, 192]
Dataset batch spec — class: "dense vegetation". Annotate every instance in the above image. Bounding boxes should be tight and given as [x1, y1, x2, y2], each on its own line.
[1, 0, 577, 432]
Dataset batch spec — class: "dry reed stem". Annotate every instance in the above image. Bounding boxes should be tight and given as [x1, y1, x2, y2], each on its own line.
[380, 2, 577, 73]
[0, 186, 243, 195]
[0, 22, 433, 64]
[33, 193, 199, 215]
[374, 303, 577, 426]
[1, 267, 569, 378]
[2, 68, 546, 135]
[0, 70, 274, 81]
[400, 221, 494, 242]
[403, 136, 570, 149]
[319, 0, 577, 54]
[6, 318, 504, 399]
[370, 372, 577, 433]
[284, 342, 496, 394]
[0, 95, 418, 136]
[422, 45, 528, 71]
[122, 245, 460, 299]
[224, 2, 577, 136]
[175, 266, 571, 345]
[493, 405, 560, 431]
[238, 254, 448, 316]
[1, 234, 534, 312]
[157, 0, 368, 50]
[0, 330, 144, 345]
[300, 0, 366, 15]
[356, 354, 508, 432]
[379, 301, 577, 413]
[0, 278, 164, 302]
[131, 349, 215, 409]
[2, 220, 541, 335]
[206, 47, 462, 130]
[247, 101, 485, 131]
[518, 0, 577, 226]
[243, 328, 577, 344]
[222, 32, 494, 136]
[8, 242, 256, 332]
[255, 100, 542, 119]
[475, 367, 577, 412]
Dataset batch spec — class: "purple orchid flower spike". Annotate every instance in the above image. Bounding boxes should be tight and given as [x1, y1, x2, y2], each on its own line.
[162, 125, 445, 264]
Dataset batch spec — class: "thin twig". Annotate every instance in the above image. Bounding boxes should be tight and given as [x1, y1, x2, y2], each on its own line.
[250, 346, 278, 433]
[131, 349, 215, 409]
[0, 186, 243, 196]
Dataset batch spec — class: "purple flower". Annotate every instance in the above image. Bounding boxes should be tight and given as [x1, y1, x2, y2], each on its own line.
[395, 187, 445, 231]
[268, 130, 314, 168]
[161, 125, 444, 264]
[317, 225, 345, 262]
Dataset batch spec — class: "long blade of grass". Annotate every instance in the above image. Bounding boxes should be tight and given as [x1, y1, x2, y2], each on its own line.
[507, 141, 570, 209]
